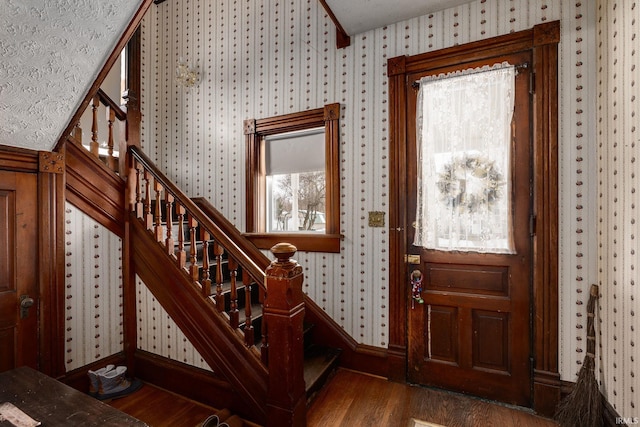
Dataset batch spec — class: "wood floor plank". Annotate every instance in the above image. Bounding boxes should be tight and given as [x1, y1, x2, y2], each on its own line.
[108, 382, 218, 427]
[307, 369, 559, 427]
[108, 369, 559, 426]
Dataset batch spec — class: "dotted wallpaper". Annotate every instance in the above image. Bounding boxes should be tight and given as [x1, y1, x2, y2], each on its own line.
[64, 202, 124, 371]
[597, 0, 640, 418]
[136, 277, 210, 370]
[136, 0, 600, 392]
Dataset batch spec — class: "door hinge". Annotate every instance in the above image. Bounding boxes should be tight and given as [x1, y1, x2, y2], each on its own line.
[530, 71, 536, 94]
[529, 214, 537, 236]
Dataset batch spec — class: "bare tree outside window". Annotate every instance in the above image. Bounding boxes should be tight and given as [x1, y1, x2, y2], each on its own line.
[269, 171, 326, 231]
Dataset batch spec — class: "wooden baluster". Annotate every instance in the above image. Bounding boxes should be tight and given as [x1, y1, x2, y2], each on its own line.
[188, 215, 199, 281]
[73, 123, 82, 143]
[165, 193, 174, 253]
[201, 230, 211, 296]
[90, 95, 100, 157]
[106, 106, 117, 171]
[242, 270, 254, 347]
[154, 181, 163, 242]
[134, 162, 143, 216]
[228, 257, 239, 329]
[143, 170, 153, 230]
[214, 243, 225, 312]
[175, 204, 186, 268]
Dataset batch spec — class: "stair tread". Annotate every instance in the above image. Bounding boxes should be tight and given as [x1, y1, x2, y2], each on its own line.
[303, 345, 341, 395]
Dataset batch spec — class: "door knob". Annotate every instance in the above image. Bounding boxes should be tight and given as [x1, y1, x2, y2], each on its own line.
[20, 295, 34, 319]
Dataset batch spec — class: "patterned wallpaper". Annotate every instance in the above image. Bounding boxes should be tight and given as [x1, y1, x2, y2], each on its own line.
[597, 0, 640, 418]
[64, 204, 209, 370]
[137, 0, 598, 387]
[57, 0, 640, 415]
[136, 278, 210, 370]
[64, 203, 124, 371]
[0, 0, 142, 152]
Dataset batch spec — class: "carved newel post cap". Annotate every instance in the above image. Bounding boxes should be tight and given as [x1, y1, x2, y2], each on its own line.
[270, 242, 297, 262]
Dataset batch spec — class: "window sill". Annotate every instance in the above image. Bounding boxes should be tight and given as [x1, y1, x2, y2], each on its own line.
[243, 233, 342, 253]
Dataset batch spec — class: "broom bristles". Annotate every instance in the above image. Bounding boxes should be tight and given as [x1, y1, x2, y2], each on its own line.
[554, 355, 602, 427]
[554, 284, 602, 427]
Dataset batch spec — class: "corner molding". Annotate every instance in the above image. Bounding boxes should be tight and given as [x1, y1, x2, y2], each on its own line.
[39, 151, 64, 174]
[318, 0, 351, 49]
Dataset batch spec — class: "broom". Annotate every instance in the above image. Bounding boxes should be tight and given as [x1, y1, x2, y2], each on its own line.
[554, 284, 602, 427]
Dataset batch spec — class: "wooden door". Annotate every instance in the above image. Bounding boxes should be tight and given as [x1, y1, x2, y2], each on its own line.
[406, 52, 533, 406]
[0, 170, 38, 372]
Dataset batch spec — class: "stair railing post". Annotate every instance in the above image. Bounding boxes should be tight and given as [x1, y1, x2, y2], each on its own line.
[264, 243, 307, 427]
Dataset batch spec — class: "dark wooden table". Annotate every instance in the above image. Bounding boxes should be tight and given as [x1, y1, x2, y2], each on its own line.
[0, 366, 148, 426]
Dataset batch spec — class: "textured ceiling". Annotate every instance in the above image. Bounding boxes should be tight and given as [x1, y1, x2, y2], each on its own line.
[0, 0, 142, 152]
[324, 0, 474, 35]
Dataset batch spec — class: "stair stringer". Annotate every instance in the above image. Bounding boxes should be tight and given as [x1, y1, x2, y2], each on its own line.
[130, 215, 268, 423]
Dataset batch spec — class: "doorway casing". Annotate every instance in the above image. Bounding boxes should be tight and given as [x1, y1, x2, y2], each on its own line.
[386, 21, 560, 416]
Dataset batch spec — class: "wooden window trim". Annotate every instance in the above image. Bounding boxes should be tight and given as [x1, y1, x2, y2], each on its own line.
[244, 103, 341, 253]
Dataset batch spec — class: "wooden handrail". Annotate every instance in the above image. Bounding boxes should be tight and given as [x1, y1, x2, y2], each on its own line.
[192, 197, 270, 270]
[128, 145, 266, 284]
[97, 88, 127, 121]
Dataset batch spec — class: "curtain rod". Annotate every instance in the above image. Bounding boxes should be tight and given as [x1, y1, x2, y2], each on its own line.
[411, 62, 528, 89]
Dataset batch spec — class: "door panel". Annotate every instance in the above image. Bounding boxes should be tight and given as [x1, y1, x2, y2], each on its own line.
[407, 52, 532, 406]
[0, 171, 38, 372]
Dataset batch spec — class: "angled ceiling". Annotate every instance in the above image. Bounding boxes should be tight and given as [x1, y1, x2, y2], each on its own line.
[0, 1, 145, 152]
[324, 0, 473, 35]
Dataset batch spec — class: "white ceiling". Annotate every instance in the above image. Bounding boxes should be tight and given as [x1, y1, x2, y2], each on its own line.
[0, 1, 142, 152]
[324, 0, 473, 35]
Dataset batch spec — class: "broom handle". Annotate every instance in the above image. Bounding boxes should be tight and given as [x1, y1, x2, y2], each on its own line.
[585, 284, 599, 358]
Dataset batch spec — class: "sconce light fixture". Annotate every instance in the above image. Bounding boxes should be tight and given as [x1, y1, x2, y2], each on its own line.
[175, 58, 199, 88]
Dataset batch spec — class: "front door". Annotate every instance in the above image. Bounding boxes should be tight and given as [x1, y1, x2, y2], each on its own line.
[0, 170, 38, 372]
[406, 52, 533, 406]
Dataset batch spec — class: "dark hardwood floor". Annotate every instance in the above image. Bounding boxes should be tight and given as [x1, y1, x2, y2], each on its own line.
[108, 382, 219, 426]
[109, 369, 559, 426]
[307, 369, 559, 427]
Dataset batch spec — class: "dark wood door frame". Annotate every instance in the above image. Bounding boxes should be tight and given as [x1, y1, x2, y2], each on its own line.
[0, 146, 66, 378]
[387, 21, 560, 416]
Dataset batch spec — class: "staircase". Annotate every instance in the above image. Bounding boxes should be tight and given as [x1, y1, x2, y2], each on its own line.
[125, 145, 342, 425]
[65, 75, 344, 425]
[199, 201, 342, 398]
[162, 196, 342, 401]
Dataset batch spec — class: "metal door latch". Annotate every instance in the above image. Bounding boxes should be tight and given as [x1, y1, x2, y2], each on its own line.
[20, 295, 34, 319]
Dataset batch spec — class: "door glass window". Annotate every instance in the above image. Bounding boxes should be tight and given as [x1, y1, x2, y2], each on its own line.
[414, 64, 516, 253]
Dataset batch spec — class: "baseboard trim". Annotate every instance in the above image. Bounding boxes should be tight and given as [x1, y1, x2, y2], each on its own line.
[386, 344, 407, 382]
[133, 350, 235, 411]
[533, 369, 561, 417]
[342, 343, 390, 378]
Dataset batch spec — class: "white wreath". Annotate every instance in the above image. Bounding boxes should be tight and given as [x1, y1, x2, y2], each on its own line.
[435, 155, 505, 213]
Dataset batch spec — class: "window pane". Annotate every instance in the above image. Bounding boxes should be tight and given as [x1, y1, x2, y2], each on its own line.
[267, 171, 326, 232]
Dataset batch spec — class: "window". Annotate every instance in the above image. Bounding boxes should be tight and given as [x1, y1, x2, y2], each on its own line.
[414, 64, 516, 253]
[244, 103, 341, 252]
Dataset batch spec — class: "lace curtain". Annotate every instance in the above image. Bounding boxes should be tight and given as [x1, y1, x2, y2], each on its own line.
[414, 63, 516, 253]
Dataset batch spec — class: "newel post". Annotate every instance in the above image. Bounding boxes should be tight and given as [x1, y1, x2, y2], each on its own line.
[264, 243, 307, 427]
